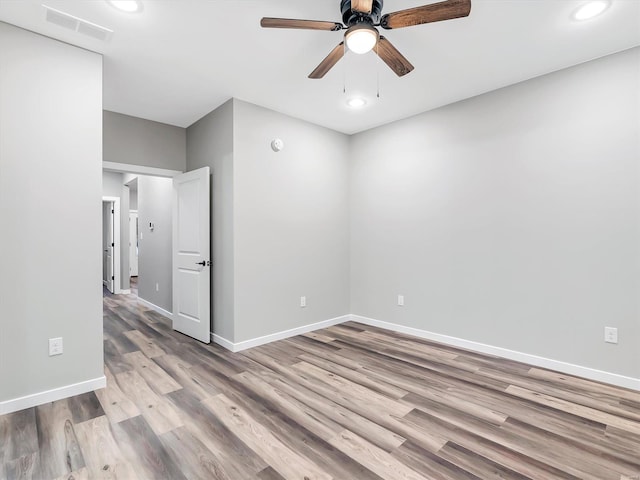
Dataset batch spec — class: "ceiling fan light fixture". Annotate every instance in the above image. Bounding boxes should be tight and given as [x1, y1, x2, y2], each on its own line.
[107, 0, 143, 13]
[345, 23, 378, 54]
[573, 0, 610, 20]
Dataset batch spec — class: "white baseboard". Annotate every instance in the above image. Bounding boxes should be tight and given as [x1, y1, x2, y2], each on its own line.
[212, 314, 351, 353]
[211, 333, 236, 351]
[350, 314, 640, 392]
[0, 376, 106, 415]
[137, 296, 173, 320]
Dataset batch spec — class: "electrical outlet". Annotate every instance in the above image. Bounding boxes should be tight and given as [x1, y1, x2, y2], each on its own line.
[49, 337, 63, 356]
[604, 327, 618, 344]
[300, 296, 306, 308]
[397, 294, 404, 306]
[156, 282, 159, 292]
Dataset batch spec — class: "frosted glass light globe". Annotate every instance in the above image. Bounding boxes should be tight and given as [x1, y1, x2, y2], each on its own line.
[346, 24, 378, 54]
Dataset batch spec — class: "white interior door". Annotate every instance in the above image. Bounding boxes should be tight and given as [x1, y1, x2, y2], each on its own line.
[103, 202, 108, 285]
[172, 167, 211, 343]
[129, 211, 139, 277]
[103, 201, 115, 293]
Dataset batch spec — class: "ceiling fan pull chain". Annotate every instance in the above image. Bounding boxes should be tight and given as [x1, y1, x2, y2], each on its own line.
[343, 42, 347, 94]
[376, 41, 380, 99]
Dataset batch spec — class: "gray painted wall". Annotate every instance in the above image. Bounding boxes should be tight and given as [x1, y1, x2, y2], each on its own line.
[232, 100, 350, 342]
[0, 23, 103, 403]
[350, 47, 640, 378]
[137, 176, 173, 312]
[103, 170, 124, 195]
[185, 100, 351, 343]
[104, 110, 186, 171]
[130, 188, 138, 211]
[186, 100, 235, 340]
[102, 171, 130, 290]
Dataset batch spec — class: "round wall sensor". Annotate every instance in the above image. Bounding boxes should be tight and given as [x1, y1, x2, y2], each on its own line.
[271, 138, 284, 152]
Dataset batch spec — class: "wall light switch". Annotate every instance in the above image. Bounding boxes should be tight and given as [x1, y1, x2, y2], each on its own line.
[49, 337, 63, 356]
[397, 295, 404, 306]
[604, 327, 618, 344]
[156, 282, 159, 292]
[300, 296, 307, 308]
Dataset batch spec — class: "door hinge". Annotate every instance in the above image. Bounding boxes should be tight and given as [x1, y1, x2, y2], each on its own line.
[111, 242, 114, 247]
[111, 276, 114, 280]
[112, 209, 114, 214]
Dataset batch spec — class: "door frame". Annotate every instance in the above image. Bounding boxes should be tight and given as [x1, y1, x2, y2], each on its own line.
[129, 210, 139, 277]
[102, 196, 122, 294]
[102, 164, 183, 305]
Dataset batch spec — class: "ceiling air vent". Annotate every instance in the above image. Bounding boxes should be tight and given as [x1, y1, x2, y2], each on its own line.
[43, 5, 113, 42]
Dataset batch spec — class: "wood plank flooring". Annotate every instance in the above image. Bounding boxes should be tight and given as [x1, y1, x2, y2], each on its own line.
[1, 289, 639, 479]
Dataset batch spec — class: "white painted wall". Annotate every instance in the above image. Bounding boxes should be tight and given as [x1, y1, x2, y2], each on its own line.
[0, 23, 104, 410]
[233, 100, 350, 343]
[137, 176, 174, 312]
[186, 100, 235, 340]
[350, 47, 640, 379]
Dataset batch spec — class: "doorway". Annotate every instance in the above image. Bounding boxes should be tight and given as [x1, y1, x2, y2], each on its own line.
[129, 212, 139, 274]
[128, 176, 139, 285]
[102, 196, 121, 294]
[102, 163, 211, 344]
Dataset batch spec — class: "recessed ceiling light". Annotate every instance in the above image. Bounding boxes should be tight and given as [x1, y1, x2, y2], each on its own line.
[347, 97, 367, 108]
[573, 0, 610, 20]
[107, 0, 143, 13]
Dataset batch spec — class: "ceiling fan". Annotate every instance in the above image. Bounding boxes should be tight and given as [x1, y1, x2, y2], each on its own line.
[261, 0, 471, 79]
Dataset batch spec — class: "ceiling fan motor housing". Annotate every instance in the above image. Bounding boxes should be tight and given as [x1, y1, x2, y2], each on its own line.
[341, 0, 384, 25]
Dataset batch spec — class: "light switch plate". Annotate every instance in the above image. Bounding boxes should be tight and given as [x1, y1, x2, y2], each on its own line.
[49, 337, 63, 356]
[604, 327, 618, 344]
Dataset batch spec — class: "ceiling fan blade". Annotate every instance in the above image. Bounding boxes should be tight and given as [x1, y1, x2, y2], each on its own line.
[261, 18, 343, 31]
[351, 0, 373, 14]
[309, 42, 345, 79]
[375, 37, 414, 77]
[380, 0, 471, 29]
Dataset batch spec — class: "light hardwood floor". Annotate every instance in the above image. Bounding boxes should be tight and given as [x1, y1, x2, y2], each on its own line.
[1, 290, 639, 479]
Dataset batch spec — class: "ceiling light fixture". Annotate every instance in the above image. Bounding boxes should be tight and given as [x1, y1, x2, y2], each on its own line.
[347, 97, 367, 108]
[107, 0, 143, 13]
[573, 0, 610, 20]
[345, 22, 379, 54]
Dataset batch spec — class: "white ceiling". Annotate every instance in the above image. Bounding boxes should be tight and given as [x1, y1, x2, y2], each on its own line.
[1, 0, 638, 134]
